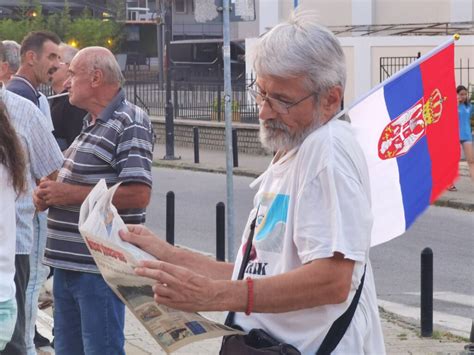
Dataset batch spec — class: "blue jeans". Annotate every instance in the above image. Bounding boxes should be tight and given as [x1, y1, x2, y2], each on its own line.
[1, 255, 29, 355]
[53, 269, 125, 355]
[0, 298, 17, 351]
[25, 212, 50, 355]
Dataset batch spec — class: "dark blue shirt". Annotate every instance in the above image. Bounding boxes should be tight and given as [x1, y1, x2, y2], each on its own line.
[6, 75, 40, 106]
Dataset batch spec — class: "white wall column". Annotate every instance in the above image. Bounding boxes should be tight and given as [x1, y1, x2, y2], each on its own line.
[352, 0, 374, 26]
[353, 40, 372, 102]
[258, 0, 279, 35]
[450, 0, 473, 22]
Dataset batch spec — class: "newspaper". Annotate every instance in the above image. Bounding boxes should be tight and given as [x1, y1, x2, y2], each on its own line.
[78, 180, 242, 354]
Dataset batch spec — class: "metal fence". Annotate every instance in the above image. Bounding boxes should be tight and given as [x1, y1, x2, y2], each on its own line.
[456, 58, 472, 91]
[379, 53, 420, 82]
[41, 70, 260, 123]
[123, 70, 259, 123]
[380, 54, 474, 90]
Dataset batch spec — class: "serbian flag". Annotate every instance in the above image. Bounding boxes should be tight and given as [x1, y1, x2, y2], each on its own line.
[347, 38, 459, 246]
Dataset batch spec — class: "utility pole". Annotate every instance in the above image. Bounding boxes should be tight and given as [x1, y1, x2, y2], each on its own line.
[163, 0, 178, 160]
[156, 0, 164, 88]
[222, 0, 235, 262]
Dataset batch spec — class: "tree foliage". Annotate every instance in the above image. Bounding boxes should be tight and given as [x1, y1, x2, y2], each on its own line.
[66, 17, 123, 52]
[0, 0, 123, 52]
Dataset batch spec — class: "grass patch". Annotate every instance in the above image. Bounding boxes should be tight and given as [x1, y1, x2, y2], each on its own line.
[397, 333, 408, 340]
[414, 329, 469, 343]
[379, 307, 468, 343]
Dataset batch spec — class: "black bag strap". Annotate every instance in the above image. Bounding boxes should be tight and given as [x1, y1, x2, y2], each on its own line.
[316, 265, 366, 355]
[224, 215, 257, 327]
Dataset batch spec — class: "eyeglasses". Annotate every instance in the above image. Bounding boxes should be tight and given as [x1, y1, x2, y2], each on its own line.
[248, 87, 315, 114]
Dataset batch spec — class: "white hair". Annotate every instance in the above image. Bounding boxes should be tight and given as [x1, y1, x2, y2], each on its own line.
[2, 40, 20, 73]
[252, 10, 346, 96]
[59, 43, 78, 64]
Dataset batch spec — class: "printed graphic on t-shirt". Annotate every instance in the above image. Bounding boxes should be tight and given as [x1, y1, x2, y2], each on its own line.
[254, 193, 289, 253]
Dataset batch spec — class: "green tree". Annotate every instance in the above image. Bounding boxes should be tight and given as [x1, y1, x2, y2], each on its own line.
[46, 0, 71, 40]
[0, 1, 123, 53]
[0, 19, 29, 42]
[0, 0, 45, 42]
[65, 16, 123, 52]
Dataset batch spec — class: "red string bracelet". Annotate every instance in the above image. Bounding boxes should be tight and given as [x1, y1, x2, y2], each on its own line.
[245, 277, 254, 316]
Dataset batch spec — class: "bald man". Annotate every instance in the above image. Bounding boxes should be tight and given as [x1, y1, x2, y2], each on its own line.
[34, 47, 154, 354]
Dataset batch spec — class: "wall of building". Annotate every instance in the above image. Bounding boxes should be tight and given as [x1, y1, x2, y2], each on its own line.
[374, 0, 451, 24]
[450, 0, 474, 22]
[342, 46, 355, 108]
[238, 0, 472, 37]
[246, 35, 474, 108]
[172, 0, 223, 38]
[298, 0, 353, 26]
[339, 35, 474, 106]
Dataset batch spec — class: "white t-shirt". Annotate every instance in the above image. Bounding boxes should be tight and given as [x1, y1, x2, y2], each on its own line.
[39, 92, 54, 132]
[0, 165, 17, 302]
[232, 119, 385, 355]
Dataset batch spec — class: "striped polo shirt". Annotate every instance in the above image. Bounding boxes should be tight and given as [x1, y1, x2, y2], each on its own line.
[44, 89, 154, 273]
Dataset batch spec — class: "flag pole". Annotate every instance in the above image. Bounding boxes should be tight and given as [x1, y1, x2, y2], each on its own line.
[333, 34, 460, 121]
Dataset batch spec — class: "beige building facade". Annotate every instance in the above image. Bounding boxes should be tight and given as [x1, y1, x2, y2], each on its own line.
[237, 0, 473, 34]
[241, 0, 474, 107]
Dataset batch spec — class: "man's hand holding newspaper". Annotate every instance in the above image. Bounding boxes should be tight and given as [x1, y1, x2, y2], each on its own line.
[78, 180, 241, 354]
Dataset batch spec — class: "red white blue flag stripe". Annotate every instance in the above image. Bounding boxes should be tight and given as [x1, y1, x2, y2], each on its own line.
[346, 38, 459, 246]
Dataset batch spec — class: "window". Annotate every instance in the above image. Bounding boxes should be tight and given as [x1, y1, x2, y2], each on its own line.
[175, 0, 186, 13]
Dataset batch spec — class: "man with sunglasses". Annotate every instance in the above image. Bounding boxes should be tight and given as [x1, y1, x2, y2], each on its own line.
[120, 10, 385, 354]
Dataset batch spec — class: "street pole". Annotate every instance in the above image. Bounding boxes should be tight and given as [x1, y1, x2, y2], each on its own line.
[156, 0, 164, 88]
[222, 0, 235, 262]
[163, 0, 178, 160]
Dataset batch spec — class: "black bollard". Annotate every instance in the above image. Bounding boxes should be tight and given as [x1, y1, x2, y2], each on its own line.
[421, 247, 433, 337]
[464, 320, 474, 352]
[166, 191, 175, 246]
[216, 202, 225, 261]
[232, 128, 239, 168]
[193, 126, 200, 164]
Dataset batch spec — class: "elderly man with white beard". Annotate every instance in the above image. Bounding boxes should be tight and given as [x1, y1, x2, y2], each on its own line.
[119, 10, 386, 355]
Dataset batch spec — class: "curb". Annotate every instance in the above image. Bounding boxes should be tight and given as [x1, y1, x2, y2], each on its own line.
[152, 161, 261, 178]
[433, 199, 474, 212]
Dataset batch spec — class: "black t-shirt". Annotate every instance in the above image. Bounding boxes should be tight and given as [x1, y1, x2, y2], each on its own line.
[51, 91, 87, 150]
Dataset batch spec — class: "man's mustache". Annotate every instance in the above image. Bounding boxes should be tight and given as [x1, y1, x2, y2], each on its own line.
[261, 119, 290, 133]
[48, 67, 58, 75]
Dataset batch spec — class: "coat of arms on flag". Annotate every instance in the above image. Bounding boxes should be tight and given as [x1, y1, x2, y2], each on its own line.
[378, 88, 445, 160]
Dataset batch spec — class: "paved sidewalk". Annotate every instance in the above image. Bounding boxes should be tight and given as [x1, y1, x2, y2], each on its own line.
[37, 306, 470, 355]
[153, 144, 474, 212]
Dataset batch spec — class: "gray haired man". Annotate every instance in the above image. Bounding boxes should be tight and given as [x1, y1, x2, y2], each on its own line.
[120, 10, 386, 354]
[0, 40, 20, 82]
